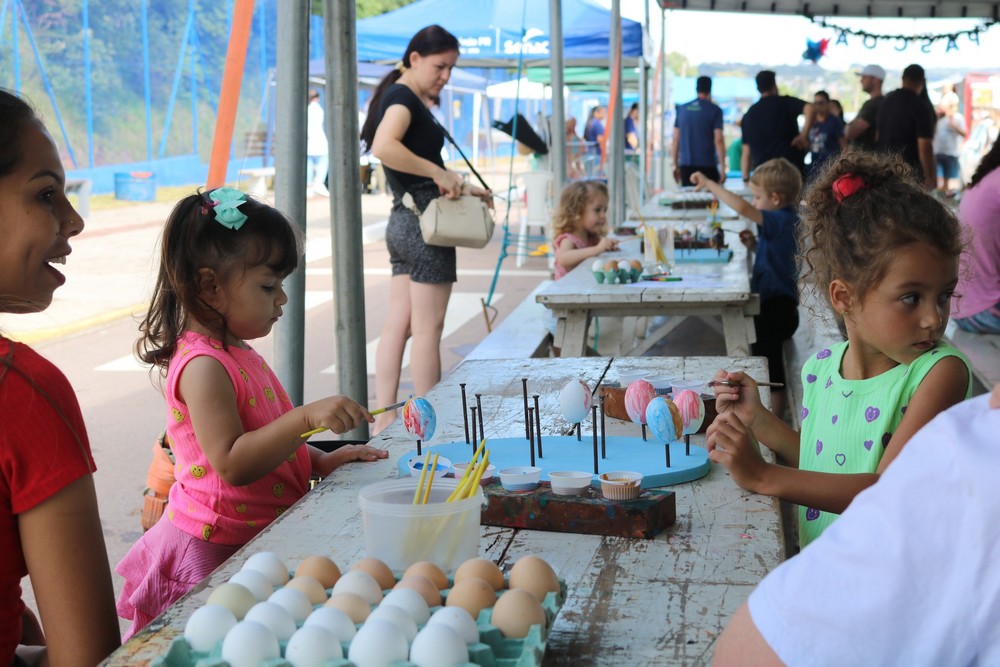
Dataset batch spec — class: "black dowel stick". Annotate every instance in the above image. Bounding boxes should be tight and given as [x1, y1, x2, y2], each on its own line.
[600, 393, 607, 459]
[475, 393, 485, 443]
[641, 423, 647, 442]
[470, 406, 478, 452]
[665, 441, 671, 468]
[532, 394, 543, 458]
[591, 404, 599, 474]
[685, 433, 691, 456]
[417, 439, 422, 456]
[527, 407, 536, 467]
[460, 383, 470, 444]
[576, 422, 581, 441]
[521, 378, 530, 440]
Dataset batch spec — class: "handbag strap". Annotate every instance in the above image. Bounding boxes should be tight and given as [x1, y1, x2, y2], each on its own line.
[422, 105, 491, 192]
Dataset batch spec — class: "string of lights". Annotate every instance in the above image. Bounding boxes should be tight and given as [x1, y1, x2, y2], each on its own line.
[804, 14, 997, 51]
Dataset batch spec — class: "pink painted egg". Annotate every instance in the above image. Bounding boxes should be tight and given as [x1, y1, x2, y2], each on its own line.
[673, 389, 705, 435]
[624, 379, 656, 424]
[402, 397, 436, 441]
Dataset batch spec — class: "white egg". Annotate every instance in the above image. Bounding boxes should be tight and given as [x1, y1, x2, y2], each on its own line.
[304, 606, 357, 642]
[242, 551, 289, 586]
[591, 258, 605, 272]
[617, 259, 631, 271]
[332, 570, 384, 605]
[284, 625, 343, 667]
[183, 604, 236, 652]
[559, 379, 593, 424]
[347, 618, 409, 667]
[244, 601, 297, 641]
[268, 586, 313, 623]
[228, 568, 274, 601]
[367, 604, 418, 643]
[426, 606, 480, 645]
[381, 587, 430, 625]
[409, 624, 470, 667]
[221, 620, 280, 667]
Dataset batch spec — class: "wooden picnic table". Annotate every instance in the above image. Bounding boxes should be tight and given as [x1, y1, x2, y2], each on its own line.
[536, 238, 759, 357]
[101, 356, 783, 667]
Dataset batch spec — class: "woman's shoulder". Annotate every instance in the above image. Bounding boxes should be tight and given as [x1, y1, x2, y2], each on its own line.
[382, 83, 420, 109]
[0, 339, 71, 391]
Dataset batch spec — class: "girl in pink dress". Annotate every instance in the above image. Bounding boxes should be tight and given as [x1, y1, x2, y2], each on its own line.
[551, 180, 619, 280]
[116, 189, 388, 639]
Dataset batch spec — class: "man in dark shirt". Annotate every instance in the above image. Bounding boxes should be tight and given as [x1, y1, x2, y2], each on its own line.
[876, 63, 936, 188]
[845, 64, 885, 150]
[740, 70, 814, 181]
[672, 76, 726, 186]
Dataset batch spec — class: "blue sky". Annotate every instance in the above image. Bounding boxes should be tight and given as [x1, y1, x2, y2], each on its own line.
[609, 4, 999, 71]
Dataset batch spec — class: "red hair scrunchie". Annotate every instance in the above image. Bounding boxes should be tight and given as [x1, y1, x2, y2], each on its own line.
[832, 173, 867, 202]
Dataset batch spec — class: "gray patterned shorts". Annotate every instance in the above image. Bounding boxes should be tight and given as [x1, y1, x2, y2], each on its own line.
[386, 181, 457, 284]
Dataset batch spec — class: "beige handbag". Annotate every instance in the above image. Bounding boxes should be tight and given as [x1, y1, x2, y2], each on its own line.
[415, 195, 495, 248]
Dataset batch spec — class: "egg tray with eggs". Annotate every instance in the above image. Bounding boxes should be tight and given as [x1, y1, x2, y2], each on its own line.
[153, 556, 566, 667]
[592, 258, 644, 285]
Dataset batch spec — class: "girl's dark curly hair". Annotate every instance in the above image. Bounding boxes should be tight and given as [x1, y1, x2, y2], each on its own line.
[136, 190, 301, 372]
[798, 147, 964, 317]
[968, 135, 1000, 189]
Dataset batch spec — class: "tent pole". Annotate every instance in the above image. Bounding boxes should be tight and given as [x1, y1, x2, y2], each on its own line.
[659, 7, 668, 192]
[324, 0, 369, 439]
[608, 0, 625, 230]
[272, 0, 308, 406]
[549, 0, 566, 188]
[638, 0, 649, 202]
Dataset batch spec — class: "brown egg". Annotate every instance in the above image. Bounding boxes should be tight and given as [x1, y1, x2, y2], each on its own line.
[444, 577, 497, 620]
[404, 561, 448, 590]
[490, 588, 546, 638]
[294, 555, 341, 589]
[394, 574, 441, 607]
[603, 259, 618, 272]
[508, 555, 559, 603]
[454, 558, 504, 592]
[324, 591, 371, 623]
[629, 259, 643, 271]
[351, 557, 396, 590]
[285, 575, 328, 604]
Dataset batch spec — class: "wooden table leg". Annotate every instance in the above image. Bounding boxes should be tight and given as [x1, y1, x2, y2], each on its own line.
[721, 306, 753, 356]
[561, 310, 590, 356]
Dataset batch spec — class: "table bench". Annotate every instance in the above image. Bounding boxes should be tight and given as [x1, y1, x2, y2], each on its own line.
[465, 281, 552, 360]
[238, 166, 276, 197]
[945, 322, 999, 395]
[66, 178, 92, 217]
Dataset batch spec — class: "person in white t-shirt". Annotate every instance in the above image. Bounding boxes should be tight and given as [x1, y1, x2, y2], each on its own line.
[934, 98, 967, 196]
[306, 89, 329, 197]
[712, 382, 1000, 667]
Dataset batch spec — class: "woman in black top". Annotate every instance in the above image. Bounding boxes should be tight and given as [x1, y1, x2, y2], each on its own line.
[361, 25, 491, 434]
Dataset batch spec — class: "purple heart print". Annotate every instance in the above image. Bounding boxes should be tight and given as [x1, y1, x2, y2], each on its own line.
[864, 440, 874, 451]
[807, 374, 817, 383]
[816, 349, 832, 359]
[816, 440, 823, 455]
[801, 407, 809, 420]
[832, 415, 838, 425]
[882, 432, 892, 447]
[825, 378, 833, 389]
[806, 508, 820, 521]
[865, 406, 880, 423]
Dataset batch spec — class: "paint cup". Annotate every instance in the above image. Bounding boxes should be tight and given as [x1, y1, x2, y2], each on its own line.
[618, 370, 649, 387]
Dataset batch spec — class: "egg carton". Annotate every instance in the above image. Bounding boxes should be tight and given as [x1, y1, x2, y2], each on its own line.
[152, 579, 566, 667]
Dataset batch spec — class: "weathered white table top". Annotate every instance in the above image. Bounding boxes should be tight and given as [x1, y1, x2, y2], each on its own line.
[102, 357, 781, 667]
[536, 239, 758, 356]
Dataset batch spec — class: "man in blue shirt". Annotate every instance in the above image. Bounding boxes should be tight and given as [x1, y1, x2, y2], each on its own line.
[672, 76, 726, 186]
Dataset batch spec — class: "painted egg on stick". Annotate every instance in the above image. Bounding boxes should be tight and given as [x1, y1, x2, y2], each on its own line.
[645, 397, 683, 442]
[403, 397, 436, 441]
[624, 379, 656, 424]
[558, 379, 593, 424]
[673, 389, 705, 435]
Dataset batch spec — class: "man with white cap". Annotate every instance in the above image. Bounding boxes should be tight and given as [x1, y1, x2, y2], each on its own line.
[844, 64, 885, 150]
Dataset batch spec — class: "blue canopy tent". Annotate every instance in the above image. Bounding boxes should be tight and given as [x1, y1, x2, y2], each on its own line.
[355, 0, 644, 68]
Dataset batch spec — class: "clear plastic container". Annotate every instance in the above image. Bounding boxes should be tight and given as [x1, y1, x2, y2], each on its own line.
[358, 478, 484, 573]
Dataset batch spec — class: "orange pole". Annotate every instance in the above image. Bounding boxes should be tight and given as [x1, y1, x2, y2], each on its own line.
[206, 0, 255, 189]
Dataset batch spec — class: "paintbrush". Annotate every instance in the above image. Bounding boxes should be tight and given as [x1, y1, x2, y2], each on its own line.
[708, 380, 784, 389]
[299, 399, 408, 438]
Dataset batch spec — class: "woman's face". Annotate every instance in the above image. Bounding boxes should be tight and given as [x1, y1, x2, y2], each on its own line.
[0, 122, 84, 313]
[408, 50, 459, 100]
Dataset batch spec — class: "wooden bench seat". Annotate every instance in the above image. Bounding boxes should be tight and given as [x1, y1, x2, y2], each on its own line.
[945, 322, 999, 395]
[66, 178, 92, 217]
[465, 281, 552, 360]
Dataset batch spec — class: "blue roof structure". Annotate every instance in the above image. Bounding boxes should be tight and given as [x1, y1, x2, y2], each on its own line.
[355, 0, 644, 67]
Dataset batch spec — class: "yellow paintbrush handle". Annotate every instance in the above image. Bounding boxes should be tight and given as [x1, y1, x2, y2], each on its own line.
[413, 451, 431, 505]
[421, 453, 439, 504]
